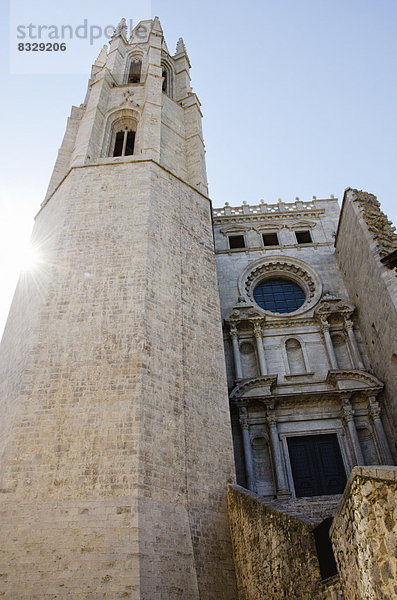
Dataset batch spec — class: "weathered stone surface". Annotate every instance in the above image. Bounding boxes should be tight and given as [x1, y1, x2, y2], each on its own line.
[262, 494, 341, 524]
[227, 484, 325, 600]
[0, 18, 236, 600]
[330, 466, 397, 600]
[1, 15, 396, 600]
[335, 189, 397, 457]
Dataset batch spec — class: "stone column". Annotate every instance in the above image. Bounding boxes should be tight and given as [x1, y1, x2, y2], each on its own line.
[239, 406, 256, 492]
[267, 407, 289, 496]
[369, 397, 394, 465]
[253, 322, 267, 376]
[344, 318, 365, 370]
[320, 318, 338, 369]
[230, 325, 243, 380]
[342, 398, 364, 466]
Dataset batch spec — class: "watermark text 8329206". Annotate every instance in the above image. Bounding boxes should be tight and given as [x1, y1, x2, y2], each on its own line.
[18, 42, 67, 51]
[10, 1, 152, 75]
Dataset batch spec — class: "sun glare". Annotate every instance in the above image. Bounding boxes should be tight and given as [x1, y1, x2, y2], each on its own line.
[18, 243, 40, 272]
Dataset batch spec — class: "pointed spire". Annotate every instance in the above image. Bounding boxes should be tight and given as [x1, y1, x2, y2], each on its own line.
[94, 44, 108, 67]
[152, 16, 163, 33]
[176, 37, 186, 55]
[112, 18, 127, 40]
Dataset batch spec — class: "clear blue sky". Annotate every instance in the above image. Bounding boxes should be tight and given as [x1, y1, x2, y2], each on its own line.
[1, 0, 397, 336]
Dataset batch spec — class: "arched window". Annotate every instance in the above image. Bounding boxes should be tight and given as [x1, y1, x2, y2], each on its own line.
[112, 127, 135, 157]
[332, 333, 352, 369]
[102, 110, 139, 159]
[106, 112, 138, 158]
[161, 61, 173, 97]
[127, 59, 142, 84]
[286, 339, 306, 374]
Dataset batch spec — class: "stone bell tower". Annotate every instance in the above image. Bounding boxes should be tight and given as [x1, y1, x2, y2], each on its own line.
[0, 18, 237, 599]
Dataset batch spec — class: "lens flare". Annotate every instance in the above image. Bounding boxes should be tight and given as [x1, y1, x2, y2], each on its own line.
[18, 243, 40, 272]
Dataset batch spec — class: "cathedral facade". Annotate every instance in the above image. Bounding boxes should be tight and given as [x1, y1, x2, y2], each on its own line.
[0, 17, 395, 600]
[215, 196, 393, 500]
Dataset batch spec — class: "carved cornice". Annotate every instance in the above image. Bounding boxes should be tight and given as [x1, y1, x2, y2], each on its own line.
[285, 219, 317, 230]
[225, 300, 265, 330]
[212, 211, 325, 226]
[230, 370, 384, 409]
[262, 317, 318, 329]
[326, 369, 384, 392]
[212, 199, 327, 221]
[314, 293, 355, 320]
[220, 225, 252, 236]
[253, 223, 284, 233]
[230, 375, 278, 399]
[271, 392, 350, 409]
[215, 242, 332, 255]
[230, 389, 361, 410]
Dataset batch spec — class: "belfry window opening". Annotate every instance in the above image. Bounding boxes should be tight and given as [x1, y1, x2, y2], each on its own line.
[127, 59, 142, 84]
[113, 128, 135, 157]
[161, 61, 173, 97]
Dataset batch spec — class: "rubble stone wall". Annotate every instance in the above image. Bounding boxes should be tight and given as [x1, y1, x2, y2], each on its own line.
[227, 485, 324, 600]
[330, 466, 397, 600]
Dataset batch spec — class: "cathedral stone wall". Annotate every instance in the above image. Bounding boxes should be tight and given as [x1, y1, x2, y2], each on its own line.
[212, 199, 383, 500]
[330, 466, 397, 600]
[213, 199, 364, 390]
[0, 160, 237, 599]
[335, 189, 397, 456]
[1, 17, 396, 599]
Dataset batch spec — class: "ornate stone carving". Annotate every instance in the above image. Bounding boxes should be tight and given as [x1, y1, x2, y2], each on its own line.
[266, 411, 277, 428]
[229, 325, 238, 340]
[121, 90, 140, 109]
[369, 398, 381, 419]
[237, 256, 323, 317]
[244, 261, 315, 297]
[353, 191, 397, 258]
[315, 292, 355, 321]
[341, 398, 354, 422]
[319, 316, 330, 333]
[225, 298, 265, 332]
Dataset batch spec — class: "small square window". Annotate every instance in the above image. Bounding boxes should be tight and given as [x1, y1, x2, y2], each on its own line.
[229, 234, 246, 249]
[262, 232, 279, 246]
[296, 230, 312, 244]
